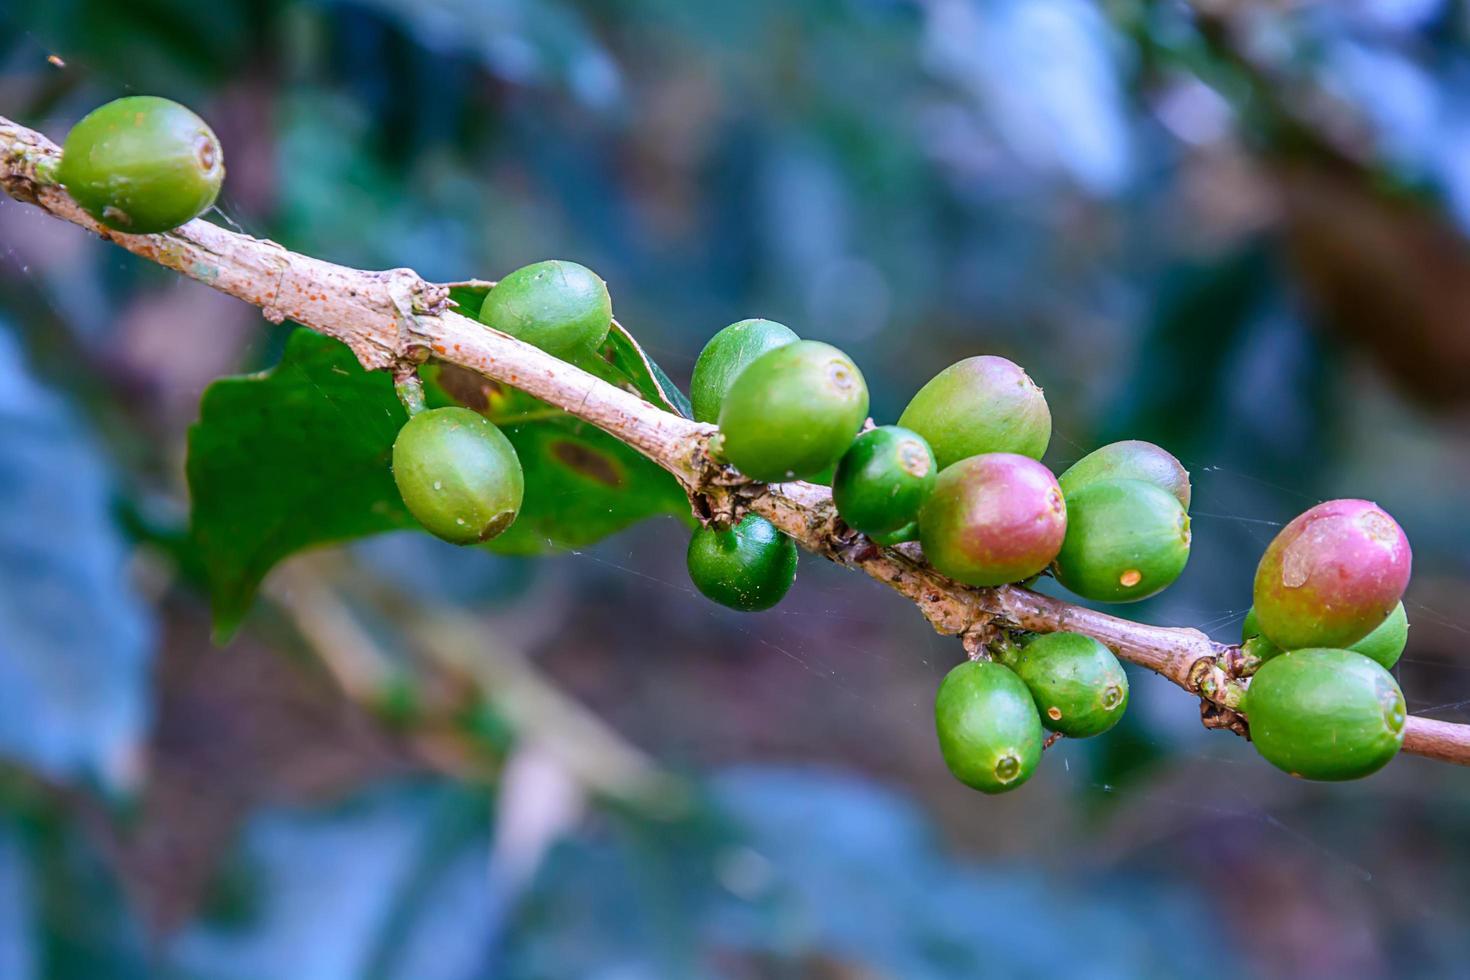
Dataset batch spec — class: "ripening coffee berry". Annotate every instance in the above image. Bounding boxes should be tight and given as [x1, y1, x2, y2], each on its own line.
[898, 355, 1051, 469]
[1243, 601, 1408, 670]
[392, 408, 523, 545]
[1053, 478, 1190, 602]
[1245, 648, 1406, 781]
[832, 426, 938, 536]
[917, 453, 1067, 586]
[689, 318, 799, 423]
[1008, 632, 1129, 738]
[479, 260, 613, 360]
[1252, 499, 1412, 650]
[1057, 440, 1191, 511]
[687, 514, 799, 611]
[717, 340, 869, 482]
[934, 660, 1043, 794]
[58, 96, 224, 234]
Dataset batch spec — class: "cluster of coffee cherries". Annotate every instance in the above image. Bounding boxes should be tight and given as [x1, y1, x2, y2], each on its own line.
[685, 322, 1196, 792]
[1238, 499, 1412, 781]
[391, 258, 617, 543]
[688, 320, 1418, 791]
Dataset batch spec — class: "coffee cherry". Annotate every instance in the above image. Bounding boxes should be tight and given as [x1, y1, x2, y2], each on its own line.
[717, 340, 869, 482]
[1053, 478, 1190, 602]
[1245, 648, 1406, 780]
[58, 96, 223, 234]
[832, 426, 937, 536]
[1058, 440, 1191, 511]
[1240, 607, 1284, 663]
[689, 318, 799, 423]
[934, 660, 1043, 794]
[917, 453, 1067, 586]
[687, 514, 798, 611]
[392, 407, 523, 545]
[1347, 600, 1409, 670]
[1008, 632, 1129, 738]
[479, 260, 612, 360]
[898, 355, 1051, 469]
[1252, 499, 1412, 650]
[870, 521, 919, 547]
[1243, 601, 1408, 670]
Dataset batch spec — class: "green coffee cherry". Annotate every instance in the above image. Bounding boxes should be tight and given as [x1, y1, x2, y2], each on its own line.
[832, 426, 937, 536]
[1245, 648, 1406, 781]
[392, 407, 523, 545]
[1243, 601, 1408, 670]
[1053, 478, 1190, 602]
[918, 453, 1067, 586]
[689, 318, 799, 423]
[717, 340, 869, 482]
[870, 521, 920, 547]
[1240, 607, 1285, 664]
[934, 660, 1043, 794]
[1252, 499, 1412, 650]
[1058, 440, 1191, 511]
[1347, 601, 1409, 669]
[1008, 632, 1129, 738]
[898, 355, 1051, 468]
[687, 514, 798, 611]
[479, 260, 612, 360]
[58, 96, 223, 234]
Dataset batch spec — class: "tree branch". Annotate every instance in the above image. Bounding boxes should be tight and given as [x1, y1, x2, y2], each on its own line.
[3, 113, 1465, 767]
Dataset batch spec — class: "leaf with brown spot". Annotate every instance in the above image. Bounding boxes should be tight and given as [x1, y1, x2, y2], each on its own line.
[187, 329, 690, 639]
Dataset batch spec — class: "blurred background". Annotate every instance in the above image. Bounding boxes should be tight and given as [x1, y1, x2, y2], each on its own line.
[2, 0, 1470, 977]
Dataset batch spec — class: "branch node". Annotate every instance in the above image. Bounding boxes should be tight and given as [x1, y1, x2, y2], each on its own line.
[961, 621, 999, 661]
[1200, 699, 1250, 738]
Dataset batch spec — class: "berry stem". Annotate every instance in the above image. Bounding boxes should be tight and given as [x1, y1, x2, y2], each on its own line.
[1, 112, 1464, 769]
[394, 372, 427, 417]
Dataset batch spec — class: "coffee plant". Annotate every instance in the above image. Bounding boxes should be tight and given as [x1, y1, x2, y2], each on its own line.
[1, 97, 1465, 799]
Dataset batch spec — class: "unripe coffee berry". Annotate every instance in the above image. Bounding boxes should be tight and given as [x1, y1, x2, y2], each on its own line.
[1058, 439, 1191, 511]
[1243, 600, 1408, 670]
[1240, 607, 1285, 664]
[918, 453, 1066, 587]
[58, 96, 224, 234]
[393, 407, 523, 545]
[687, 514, 798, 611]
[479, 260, 613, 361]
[717, 340, 869, 482]
[1008, 632, 1129, 738]
[1345, 601, 1409, 670]
[832, 426, 937, 536]
[689, 318, 799, 423]
[870, 521, 919, 547]
[1252, 499, 1412, 650]
[1245, 648, 1406, 781]
[934, 660, 1043, 794]
[1053, 478, 1190, 602]
[898, 355, 1051, 468]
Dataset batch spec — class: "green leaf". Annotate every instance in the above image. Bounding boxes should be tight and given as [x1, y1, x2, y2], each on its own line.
[601, 320, 694, 418]
[488, 419, 691, 555]
[187, 330, 416, 641]
[441, 280, 692, 416]
[188, 329, 690, 641]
